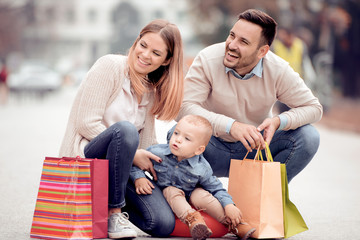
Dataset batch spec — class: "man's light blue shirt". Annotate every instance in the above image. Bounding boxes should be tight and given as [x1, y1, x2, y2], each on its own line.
[225, 58, 263, 80]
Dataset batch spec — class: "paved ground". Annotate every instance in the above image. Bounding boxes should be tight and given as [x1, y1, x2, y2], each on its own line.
[0, 87, 359, 240]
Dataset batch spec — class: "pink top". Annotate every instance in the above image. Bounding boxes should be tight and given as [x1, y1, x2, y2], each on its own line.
[103, 77, 149, 131]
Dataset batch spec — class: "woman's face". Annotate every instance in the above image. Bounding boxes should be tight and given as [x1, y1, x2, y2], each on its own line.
[133, 32, 169, 77]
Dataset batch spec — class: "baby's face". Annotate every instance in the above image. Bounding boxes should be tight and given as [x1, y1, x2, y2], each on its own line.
[169, 120, 205, 161]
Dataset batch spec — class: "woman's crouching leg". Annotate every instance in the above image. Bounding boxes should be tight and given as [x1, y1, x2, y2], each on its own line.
[123, 180, 175, 237]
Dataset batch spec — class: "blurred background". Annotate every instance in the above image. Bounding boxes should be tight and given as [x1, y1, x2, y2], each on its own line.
[1, 1, 360, 239]
[0, 0, 359, 131]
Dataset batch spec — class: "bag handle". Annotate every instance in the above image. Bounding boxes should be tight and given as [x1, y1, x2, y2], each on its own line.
[242, 142, 273, 162]
[264, 142, 273, 162]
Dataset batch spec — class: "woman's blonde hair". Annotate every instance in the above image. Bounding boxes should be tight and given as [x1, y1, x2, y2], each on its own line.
[127, 19, 184, 121]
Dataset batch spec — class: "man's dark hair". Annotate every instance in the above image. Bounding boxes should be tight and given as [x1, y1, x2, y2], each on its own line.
[238, 9, 277, 47]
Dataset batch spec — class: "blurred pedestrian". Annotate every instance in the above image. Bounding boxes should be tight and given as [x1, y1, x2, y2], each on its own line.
[59, 19, 184, 238]
[272, 26, 316, 112]
[0, 60, 9, 105]
[175, 9, 323, 183]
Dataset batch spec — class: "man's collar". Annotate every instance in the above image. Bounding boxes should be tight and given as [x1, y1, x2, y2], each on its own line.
[225, 58, 263, 80]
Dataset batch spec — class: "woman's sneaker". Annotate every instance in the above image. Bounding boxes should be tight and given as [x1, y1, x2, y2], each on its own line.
[108, 212, 137, 239]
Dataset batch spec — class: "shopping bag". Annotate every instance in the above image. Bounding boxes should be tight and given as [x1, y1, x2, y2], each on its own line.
[261, 145, 309, 238]
[88, 157, 108, 239]
[30, 157, 108, 240]
[228, 146, 284, 239]
[281, 164, 308, 238]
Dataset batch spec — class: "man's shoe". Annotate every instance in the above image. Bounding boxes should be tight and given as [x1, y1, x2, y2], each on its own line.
[185, 210, 212, 240]
[108, 212, 137, 239]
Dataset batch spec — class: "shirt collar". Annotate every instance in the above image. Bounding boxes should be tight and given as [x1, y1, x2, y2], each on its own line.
[164, 145, 201, 168]
[225, 58, 263, 80]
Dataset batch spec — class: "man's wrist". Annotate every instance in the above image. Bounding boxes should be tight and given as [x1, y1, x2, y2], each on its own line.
[226, 119, 236, 134]
[277, 114, 288, 130]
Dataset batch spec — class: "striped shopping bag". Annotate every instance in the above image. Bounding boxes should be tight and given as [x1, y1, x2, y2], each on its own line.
[30, 157, 93, 240]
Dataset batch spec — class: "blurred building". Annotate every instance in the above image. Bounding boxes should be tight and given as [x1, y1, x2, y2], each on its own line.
[18, 0, 196, 75]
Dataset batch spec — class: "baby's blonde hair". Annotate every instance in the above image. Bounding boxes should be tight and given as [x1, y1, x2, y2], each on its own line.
[181, 115, 213, 145]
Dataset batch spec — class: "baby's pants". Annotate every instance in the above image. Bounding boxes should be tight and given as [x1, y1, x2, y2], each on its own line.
[162, 186, 227, 224]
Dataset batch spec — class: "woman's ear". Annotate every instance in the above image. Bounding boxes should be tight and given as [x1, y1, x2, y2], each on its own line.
[161, 58, 171, 66]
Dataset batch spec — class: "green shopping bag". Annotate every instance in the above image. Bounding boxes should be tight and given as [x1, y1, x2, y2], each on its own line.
[280, 164, 309, 238]
[262, 144, 309, 238]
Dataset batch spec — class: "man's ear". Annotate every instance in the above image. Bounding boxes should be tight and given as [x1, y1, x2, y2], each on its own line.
[258, 45, 270, 59]
[194, 145, 206, 156]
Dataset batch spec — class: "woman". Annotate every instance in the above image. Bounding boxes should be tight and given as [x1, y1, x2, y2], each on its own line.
[59, 19, 183, 238]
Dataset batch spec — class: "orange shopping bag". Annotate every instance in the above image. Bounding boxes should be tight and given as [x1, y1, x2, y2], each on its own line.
[228, 145, 284, 239]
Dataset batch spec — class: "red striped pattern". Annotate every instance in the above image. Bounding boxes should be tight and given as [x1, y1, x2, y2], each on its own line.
[31, 158, 93, 240]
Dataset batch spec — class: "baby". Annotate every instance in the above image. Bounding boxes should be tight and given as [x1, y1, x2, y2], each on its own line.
[130, 115, 255, 239]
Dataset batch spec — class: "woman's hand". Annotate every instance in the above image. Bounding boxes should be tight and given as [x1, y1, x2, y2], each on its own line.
[133, 149, 162, 181]
[134, 178, 155, 195]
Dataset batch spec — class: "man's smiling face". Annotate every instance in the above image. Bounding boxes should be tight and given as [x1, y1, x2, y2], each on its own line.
[223, 19, 268, 76]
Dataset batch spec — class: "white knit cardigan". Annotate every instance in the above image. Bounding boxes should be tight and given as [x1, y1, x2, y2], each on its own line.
[59, 54, 157, 157]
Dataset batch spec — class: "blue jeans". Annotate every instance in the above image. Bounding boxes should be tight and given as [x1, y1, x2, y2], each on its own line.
[123, 180, 175, 237]
[84, 121, 139, 208]
[84, 121, 175, 237]
[168, 124, 320, 182]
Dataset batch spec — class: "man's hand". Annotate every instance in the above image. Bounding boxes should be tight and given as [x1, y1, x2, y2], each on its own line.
[224, 204, 242, 228]
[230, 121, 265, 151]
[257, 116, 280, 145]
[133, 149, 162, 181]
[134, 178, 155, 195]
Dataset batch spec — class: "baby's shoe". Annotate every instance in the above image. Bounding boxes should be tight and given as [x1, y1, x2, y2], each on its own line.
[185, 210, 212, 240]
[230, 221, 256, 240]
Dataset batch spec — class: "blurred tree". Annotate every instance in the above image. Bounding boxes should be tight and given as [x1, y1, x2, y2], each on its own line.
[332, 0, 360, 98]
[111, 2, 140, 54]
[187, 0, 279, 46]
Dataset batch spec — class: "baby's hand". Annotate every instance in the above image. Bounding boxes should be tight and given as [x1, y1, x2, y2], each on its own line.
[134, 178, 155, 195]
[224, 204, 242, 228]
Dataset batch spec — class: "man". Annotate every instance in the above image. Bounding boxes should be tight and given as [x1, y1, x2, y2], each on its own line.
[176, 9, 323, 182]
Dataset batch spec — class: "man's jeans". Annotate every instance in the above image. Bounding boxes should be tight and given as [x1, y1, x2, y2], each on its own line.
[168, 124, 320, 182]
[84, 121, 175, 237]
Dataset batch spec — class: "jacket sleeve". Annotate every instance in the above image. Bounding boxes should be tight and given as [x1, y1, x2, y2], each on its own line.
[75, 55, 122, 141]
[129, 165, 147, 182]
[199, 164, 234, 208]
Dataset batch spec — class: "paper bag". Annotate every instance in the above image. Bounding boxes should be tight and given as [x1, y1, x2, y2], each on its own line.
[30, 157, 108, 239]
[228, 148, 284, 238]
[281, 164, 308, 238]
